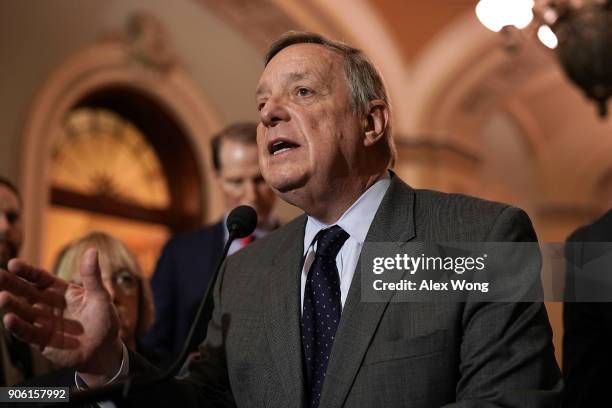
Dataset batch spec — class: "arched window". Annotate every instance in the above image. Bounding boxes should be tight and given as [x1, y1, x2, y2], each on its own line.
[43, 87, 203, 276]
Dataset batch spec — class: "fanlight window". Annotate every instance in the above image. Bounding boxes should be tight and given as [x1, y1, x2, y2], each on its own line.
[44, 103, 201, 276]
[51, 108, 169, 209]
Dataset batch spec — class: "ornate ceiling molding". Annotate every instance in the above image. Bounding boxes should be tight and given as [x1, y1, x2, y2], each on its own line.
[194, 0, 307, 50]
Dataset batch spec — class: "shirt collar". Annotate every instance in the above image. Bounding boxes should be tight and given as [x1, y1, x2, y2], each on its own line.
[303, 171, 391, 254]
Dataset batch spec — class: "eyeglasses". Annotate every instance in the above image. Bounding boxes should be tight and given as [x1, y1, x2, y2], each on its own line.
[71, 268, 139, 295]
[108, 268, 139, 295]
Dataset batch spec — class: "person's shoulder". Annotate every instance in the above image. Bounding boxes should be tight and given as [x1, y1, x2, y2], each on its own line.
[228, 214, 306, 263]
[411, 188, 531, 240]
[218, 215, 306, 294]
[165, 221, 224, 250]
[388, 175, 511, 222]
[568, 209, 612, 242]
[414, 188, 513, 220]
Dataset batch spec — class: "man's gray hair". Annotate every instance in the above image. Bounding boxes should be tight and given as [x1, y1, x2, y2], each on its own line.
[264, 31, 396, 166]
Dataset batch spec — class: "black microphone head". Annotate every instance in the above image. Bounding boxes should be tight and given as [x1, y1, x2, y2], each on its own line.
[226, 205, 258, 238]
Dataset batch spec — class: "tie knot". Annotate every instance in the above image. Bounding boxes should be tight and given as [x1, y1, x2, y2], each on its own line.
[314, 225, 349, 259]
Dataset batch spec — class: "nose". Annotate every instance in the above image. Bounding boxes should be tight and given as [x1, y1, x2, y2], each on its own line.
[259, 96, 290, 128]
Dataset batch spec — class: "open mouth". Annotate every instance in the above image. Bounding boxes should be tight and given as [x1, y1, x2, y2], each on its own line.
[268, 139, 300, 156]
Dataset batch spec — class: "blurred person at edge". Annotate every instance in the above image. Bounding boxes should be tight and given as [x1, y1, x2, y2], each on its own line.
[0, 177, 22, 272]
[141, 122, 278, 364]
[562, 209, 612, 407]
[0, 176, 52, 385]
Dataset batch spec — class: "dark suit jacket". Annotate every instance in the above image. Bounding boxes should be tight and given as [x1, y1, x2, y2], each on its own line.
[141, 222, 225, 361]
[563, 209, 612, 407]
[128, 176, 561, 407]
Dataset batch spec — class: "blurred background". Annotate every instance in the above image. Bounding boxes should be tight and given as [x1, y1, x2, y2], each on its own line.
[2, 0, 611, 366]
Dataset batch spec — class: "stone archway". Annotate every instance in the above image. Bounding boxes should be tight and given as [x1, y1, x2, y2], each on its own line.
[20, 33, 221, 264]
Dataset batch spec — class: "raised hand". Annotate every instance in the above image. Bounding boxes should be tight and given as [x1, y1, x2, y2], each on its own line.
[0, 248, 123, 383]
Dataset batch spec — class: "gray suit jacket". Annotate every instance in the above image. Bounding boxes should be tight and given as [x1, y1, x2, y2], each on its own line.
[130, 176, 561, 407]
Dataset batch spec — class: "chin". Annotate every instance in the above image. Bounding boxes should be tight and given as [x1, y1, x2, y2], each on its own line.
[263, 160, 310, 187]
[270, 173, 309, 194]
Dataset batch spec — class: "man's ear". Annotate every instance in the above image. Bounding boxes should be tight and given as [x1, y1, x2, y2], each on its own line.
[363, 100, 389, 147]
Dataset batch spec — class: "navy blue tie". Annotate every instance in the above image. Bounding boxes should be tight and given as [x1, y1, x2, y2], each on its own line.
[301, 225, 349, 408]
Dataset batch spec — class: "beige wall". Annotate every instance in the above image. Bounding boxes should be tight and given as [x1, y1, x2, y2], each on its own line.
[0, 0, 263, 182]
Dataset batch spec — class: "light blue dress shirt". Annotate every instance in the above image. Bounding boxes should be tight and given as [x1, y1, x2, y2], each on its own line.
[301, 171, 391, 313]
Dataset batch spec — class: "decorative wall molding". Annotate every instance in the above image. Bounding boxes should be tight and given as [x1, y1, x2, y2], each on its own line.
[124, 11, 178, 73]
[19, 27, 221, 264]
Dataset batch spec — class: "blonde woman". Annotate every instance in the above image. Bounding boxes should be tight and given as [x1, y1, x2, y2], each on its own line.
[19, 232, 158, 388]
[54, 232, 155, 352]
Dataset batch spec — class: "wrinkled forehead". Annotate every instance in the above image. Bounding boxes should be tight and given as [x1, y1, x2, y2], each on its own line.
[256, 43, 345, 95]
[218, 140, 259, 176]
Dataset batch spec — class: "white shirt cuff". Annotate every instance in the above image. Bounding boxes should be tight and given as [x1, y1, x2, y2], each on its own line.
[75, 342, 130, 390]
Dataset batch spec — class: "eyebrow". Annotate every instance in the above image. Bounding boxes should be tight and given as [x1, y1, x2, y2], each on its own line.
[255, 71, 311, 98]
[255, 84, 268, 98]
[288, 71, 308, 81]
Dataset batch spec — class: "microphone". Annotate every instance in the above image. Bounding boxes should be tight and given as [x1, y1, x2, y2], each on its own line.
[65, 206, 258, 406]
[227, 205, 257, 239]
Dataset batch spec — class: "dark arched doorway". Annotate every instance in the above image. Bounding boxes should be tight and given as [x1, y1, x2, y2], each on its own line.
[45, 86, 203, 275]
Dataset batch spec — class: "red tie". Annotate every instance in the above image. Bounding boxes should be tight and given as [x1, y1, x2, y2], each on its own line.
[240, 235, 255, 247]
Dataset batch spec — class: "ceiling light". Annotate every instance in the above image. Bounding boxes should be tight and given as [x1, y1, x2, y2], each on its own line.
[475, 0, 535, 32]
[537, 25, 558, 49]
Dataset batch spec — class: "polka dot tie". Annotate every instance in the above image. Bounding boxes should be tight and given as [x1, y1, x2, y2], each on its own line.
[301, 225, 349, 408]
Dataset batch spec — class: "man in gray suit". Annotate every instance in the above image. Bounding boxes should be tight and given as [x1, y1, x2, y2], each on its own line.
[0, 32, 561, 407]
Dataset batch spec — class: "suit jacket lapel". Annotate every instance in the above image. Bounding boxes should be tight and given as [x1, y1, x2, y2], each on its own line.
[264, 215, 308, 408]
[319, 176, 416, 408]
